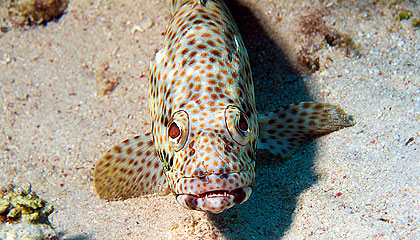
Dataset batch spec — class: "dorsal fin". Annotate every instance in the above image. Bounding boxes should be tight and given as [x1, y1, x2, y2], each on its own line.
[94, 133, 168, 200]
[166, 0, 207, 15]
[258, 102, 355, 158]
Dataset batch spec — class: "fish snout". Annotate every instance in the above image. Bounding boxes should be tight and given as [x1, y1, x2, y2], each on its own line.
[174, 166, 254, 213]
[191, 143, 240, 177]
[173, 134, 254, 213]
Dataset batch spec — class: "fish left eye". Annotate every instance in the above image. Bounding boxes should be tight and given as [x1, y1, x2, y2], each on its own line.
[238, 114, 249, 132]
[236, 114, 250, 139]
[225, 106, 251, 146]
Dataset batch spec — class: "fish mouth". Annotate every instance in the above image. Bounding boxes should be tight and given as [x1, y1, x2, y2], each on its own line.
[176, 187, 252, 214]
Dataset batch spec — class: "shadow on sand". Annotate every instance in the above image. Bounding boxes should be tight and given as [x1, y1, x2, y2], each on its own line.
[207, 1, 317, 239]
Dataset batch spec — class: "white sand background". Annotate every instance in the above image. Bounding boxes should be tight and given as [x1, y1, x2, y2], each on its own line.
[1, 0, 419, 239]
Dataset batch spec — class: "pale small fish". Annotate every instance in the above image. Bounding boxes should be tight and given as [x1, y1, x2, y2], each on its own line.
[93, 0, 355, 214]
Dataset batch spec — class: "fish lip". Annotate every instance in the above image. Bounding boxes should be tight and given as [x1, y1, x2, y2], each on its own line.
[176, 187, 252, 213]
[195, 188, 246, 204]
[174, 186, 250, 201]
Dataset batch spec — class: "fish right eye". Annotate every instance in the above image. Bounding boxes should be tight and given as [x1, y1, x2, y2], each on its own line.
[167, 110, 189, 151]
[169, 122, 181, 140]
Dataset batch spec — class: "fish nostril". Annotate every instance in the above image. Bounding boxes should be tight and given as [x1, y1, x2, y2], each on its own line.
[220, 174, 229, 179]
[198, 175, 209, 182]
[194, 168, 210, 182]
[195, 168, 206, 176]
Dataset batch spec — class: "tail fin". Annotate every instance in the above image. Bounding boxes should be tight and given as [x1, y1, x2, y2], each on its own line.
[258, 102, 355, 158]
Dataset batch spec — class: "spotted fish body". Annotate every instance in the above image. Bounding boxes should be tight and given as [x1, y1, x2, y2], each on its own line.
[94, 0, 355, 214]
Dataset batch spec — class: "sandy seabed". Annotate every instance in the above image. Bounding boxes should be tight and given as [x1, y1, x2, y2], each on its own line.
[1, 0, 419, 239]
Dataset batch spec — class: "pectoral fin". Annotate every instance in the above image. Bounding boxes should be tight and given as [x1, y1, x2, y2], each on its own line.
[93, 133, 167, 200]
[258, 102, 355, 158]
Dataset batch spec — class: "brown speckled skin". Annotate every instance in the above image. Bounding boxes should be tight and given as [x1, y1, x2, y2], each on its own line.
[149, 0, 258, 212]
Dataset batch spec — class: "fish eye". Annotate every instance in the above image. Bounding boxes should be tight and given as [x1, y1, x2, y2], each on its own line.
[225, 106, 251, 146]
[237, 114, 249, 133]
[169, 122, 181, 140]
[167, 110, 189, 151]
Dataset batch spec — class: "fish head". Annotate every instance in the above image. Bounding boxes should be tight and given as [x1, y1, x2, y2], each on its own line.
[157, 104, 258, 213]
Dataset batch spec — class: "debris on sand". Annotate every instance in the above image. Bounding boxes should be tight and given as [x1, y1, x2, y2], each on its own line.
[6, 0, 69, 26]
[0, 183, 57, 239]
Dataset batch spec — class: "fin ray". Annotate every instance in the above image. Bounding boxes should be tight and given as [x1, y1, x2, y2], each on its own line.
[258, 102, 355, 158]
[94, 133, 167, 200]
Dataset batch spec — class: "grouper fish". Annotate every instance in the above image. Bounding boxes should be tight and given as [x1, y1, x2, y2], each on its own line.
[93, 0, 355, 214]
